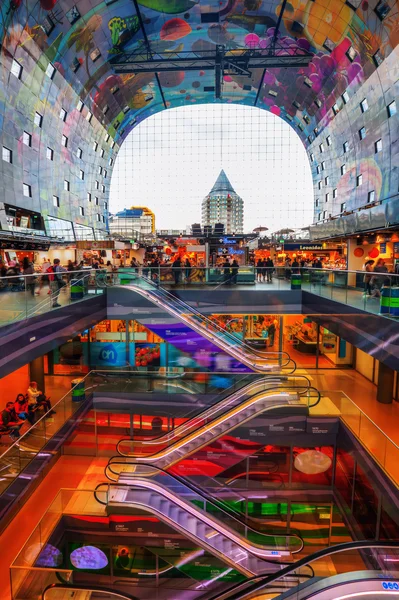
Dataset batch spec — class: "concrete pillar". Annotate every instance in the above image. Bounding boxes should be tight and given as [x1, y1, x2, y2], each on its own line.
[377, 362, 394, 404]
[29, 355, 45, 393]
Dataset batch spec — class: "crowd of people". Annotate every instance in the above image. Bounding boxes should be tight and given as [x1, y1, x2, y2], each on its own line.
[0, 381, 54, 442]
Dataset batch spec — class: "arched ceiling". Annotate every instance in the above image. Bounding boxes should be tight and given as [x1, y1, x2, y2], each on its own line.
[1, 0, 398, 146]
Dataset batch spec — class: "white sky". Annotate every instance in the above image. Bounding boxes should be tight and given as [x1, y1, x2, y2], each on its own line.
[109, 104, 314, 233]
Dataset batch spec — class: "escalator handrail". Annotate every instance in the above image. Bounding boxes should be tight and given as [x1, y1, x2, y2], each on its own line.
[115, 384, 319, 461]
[94, 480, 296, 569]
[121, 273, 296, 369]
[116, 374, 314, 452]
[103, 461, 305, 554]
[124, 272, 289, 359]
[42, 583, 139, 600]
[203, 540, 399, 600]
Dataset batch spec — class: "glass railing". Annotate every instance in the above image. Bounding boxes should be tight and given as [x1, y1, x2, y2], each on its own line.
[327, 390, 399, 487]
[113, 266, 399, 320]
[0, 268, 106, 326]
[0, 373, 95, 497]
[204, 541, 399, 600]
[10, 488, 246, 598]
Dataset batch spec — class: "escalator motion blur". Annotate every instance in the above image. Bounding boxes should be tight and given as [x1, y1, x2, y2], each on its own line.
[117, 274, 296, 372]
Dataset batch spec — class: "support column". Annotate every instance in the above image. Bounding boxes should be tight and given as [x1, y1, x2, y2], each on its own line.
[29, 355, 45, 393]
[377, 362, 394, 404]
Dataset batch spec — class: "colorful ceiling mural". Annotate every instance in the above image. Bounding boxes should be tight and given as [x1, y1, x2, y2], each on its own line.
[1, 0, 397, 145]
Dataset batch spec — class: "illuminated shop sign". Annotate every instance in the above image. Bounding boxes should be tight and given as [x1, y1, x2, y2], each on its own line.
[283, 244, 324, 250]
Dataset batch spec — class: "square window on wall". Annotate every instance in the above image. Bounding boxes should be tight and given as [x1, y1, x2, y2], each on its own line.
[357, 174, 363, 186]
[60, 108, 67, 122]
[23, 131, 32, 147]
[341, 164, 346, 175]
[359, 127, 366, 140]
[341, 202, 346, 212]
[325, 193, 330, 202]
[326, 135, 332, 146]
[45, 63, 56, 79]
[325, 176, 329, 185]
[333, 188, 338, 198]
[53, 195, 59, 208]
[318, 181, 322, 190]
[2, 147, 12, 163]
[368, 190, 376, 202]
[97, 214, 101, 222]
[23, 183, 32, 197]
[77, 147, 83, 159]
[360, 98, 368, 112]
[62, 135, 68, 147]
[93, 142, 98, 151]
[86, 111, 93, 123]
[95, 180, 99, 189]
[310, 153, 314, 162]
[11, 59, 23, 79]
[42, 15, 55, 36]
[87, 192, 91, 202]
[90, 48, 101, 62]
[346, 46, 356, 62]
[101, 184, 105, 193]
[375, 139, 382, 153]
[79, 206, 84, 216]
[375, 0, 391, 20]
[109, 158, 113, 166]
[79, 169, 84, 180]
[77, 100, 84, 112]
[34, 112, 43, 127]
[342, 91, 349, 104]
[343, 141, 349, 153]
[66, 4, 81, 24]
[64, 180, 70, 191]
[100, 149, 105, 158]
[95, 197, 99, 205]
[319, 143, 324, 153]
[387, 101, 397, 117]
[332, 103, 339, 115]
[46, 147, 53, 160]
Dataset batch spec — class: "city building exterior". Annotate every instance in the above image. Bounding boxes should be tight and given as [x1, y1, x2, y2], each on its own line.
[109, 207, 155, 238]
[201, 170, 244, 234]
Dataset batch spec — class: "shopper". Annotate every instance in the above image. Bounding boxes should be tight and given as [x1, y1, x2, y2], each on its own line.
[14, 394, 35, 425]
[6, 261, 20, 291]
[370, 259, 388, 298]
[256, 259, 263, 283]
[22, 257, 35, 296]
[363, 259, 375, 296]
[268, 319, 276, 346]
[292, 258, 300, 274]
[266, 257, 274, 283]
[36, 258, 51, 295]
[47, 258, 67, 308]
[27, 381, 55, 415]
[184, 258, 191, 283]
[172, 257, 182, 285]
[1, 402, 24, 440]
[231, 259, 239, 285]
[223, 259, 231, 284]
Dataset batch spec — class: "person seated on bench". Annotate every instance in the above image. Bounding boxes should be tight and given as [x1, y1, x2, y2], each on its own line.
[27, 382, 55, 415]
[1, 402, 24, 441]
[14, 394, 35, 425]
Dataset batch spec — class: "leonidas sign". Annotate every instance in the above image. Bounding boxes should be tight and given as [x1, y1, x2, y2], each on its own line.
[76, 241, 114, 249]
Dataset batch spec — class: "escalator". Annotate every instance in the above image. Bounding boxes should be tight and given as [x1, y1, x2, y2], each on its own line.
[203, 541, 399, 600]
[115, 275, 295, 373]
[110, 385, 319, 469]
[116, 375, 318, 460]
[94, 474, 294, 578]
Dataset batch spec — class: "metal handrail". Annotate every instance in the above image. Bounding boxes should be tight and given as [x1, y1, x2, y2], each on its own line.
[115, 375, 314, 453]
[123, 272, 294, 365]
[114, 384, 319, 462]
[103, 461, 304, 553]
[204, 540, 399, 600]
